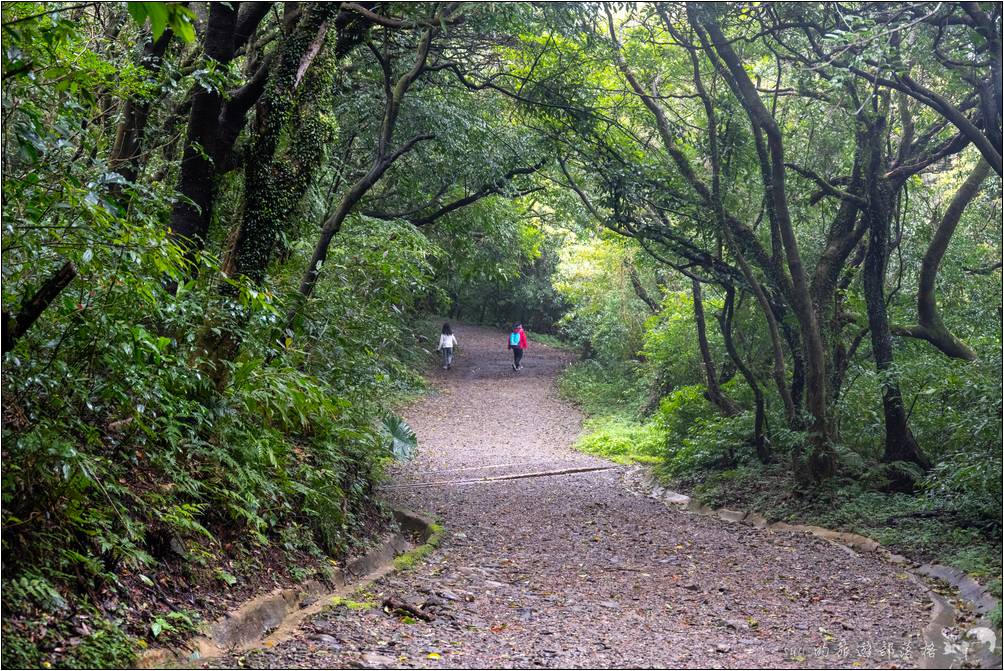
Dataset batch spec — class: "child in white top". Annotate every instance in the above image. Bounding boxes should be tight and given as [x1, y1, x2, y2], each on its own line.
[437, 323, 457, 369]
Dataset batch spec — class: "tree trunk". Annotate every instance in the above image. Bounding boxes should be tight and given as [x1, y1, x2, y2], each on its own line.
[696, 13, 833, 478]
[863, 192, 928, 468]
[691, 279, 740, 416]
[226, 7, 339, 285]
[724, 230, 798, 427]
[628, 263, 660, 313]
[196, 6, 366, 388]
[860, 112, 930, 469]
[109, 30, 173, 189]
[168, 3, 239, 255]
[2, 262, 77, 353]
[166, 3, 273, 265]
[718, 286, 769, 462]
[780, 320, 805, 421]
[828, 239, 868, 400]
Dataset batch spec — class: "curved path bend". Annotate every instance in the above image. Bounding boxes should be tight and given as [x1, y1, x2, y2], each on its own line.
[226, 325, 932, 669]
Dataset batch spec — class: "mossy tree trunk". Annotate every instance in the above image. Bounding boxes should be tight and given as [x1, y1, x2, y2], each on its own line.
[197, 6, 371, 388]
[167, 3, 272, 264]
[226, 5, 343, 285]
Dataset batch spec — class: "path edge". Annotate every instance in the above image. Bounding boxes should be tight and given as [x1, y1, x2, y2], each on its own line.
[134, 508, 436, 669]
[623, 466, 1002, 670]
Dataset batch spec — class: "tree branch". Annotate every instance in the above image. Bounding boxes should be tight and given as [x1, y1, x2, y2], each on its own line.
[2, 262, 77, 353]
[340, 2, 465, 29]
[785, 162, 868, 206]
[234, 2, 274, 50]
[893, 158, 991, 360]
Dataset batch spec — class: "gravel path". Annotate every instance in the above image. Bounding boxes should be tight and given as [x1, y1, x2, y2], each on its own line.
[222, 325, 934, 669]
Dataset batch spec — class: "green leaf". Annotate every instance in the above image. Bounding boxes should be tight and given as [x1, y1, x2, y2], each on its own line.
[126, 3, 148, 25]
[381, 413, 417, 461]
[145, 3, 169, 39]
[169, 6, 197, 42]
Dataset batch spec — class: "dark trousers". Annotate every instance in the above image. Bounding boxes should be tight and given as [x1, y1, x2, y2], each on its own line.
[513, 347, 523, 367]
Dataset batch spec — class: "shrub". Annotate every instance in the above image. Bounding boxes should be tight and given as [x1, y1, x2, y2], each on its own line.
[662, 411, 757, 477]
[558, 359, 649, 418]
[654, 384, 710, 447]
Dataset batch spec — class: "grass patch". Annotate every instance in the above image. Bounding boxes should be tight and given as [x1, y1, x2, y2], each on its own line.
[574, 416, 665, 465]
[393, 523, 444, 572]
[559, 359, 665, 466]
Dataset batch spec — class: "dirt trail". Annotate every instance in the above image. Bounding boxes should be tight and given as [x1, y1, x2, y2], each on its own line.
[222, 325, 934, 669]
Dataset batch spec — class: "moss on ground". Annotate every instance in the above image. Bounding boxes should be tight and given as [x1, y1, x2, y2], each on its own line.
[329, 596, 377, 610]
[393, 523, 444, 572]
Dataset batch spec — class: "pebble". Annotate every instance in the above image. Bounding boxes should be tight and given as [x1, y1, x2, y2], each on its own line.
[310, 634, 341, 648]
[355, 652, 395, 668]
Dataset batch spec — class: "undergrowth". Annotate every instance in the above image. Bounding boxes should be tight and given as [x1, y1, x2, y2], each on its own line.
[1, 216, 438, 668]
[557, 359, 650, 418]
[524, 330, 568, 350]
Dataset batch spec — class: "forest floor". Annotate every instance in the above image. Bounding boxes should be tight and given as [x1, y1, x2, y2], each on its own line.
[215, 326, 937, 669]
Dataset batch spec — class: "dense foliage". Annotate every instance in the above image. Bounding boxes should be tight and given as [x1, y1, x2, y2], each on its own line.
[2, 1, 1001, 665]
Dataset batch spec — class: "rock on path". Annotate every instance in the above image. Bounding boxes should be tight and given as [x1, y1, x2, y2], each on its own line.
[218, 325, 933, 669]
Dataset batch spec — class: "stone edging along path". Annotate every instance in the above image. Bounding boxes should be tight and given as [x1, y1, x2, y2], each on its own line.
[623, 466, 1002, 670]
[135, 508, 435, 669]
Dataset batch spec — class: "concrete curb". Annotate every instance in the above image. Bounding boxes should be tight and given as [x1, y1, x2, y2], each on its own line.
[394, 507, 435, 543]
[625, 466, 1002, 670]
[136, 508, 435, 668]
